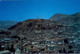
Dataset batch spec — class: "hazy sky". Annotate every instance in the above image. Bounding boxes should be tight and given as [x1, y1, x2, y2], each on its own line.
[0, 0, 80, 21]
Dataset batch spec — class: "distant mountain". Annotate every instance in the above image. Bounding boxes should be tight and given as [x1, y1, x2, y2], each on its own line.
[50, 12, 80, 26]
[50, 13, 69, 21]
[0, 21, 18, 30]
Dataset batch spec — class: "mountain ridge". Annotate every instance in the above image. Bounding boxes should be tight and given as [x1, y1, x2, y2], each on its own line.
[50, 13, 69, 21]
[50, 12, 80, 26]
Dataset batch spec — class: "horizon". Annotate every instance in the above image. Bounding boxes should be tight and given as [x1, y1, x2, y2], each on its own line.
[0, 0, 80, 21]
[0, 12, 79, 22]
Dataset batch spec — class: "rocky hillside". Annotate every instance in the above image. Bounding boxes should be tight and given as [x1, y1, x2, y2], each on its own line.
[8, 19, 57, 31]
[7, 19, 66, 39]
[0, 12, 80, 53]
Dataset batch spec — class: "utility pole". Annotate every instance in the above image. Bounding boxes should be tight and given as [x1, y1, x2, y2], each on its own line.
[37, 16, 39, 19]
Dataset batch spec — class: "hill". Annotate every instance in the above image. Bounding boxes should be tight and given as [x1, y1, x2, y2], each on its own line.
[0, 12, 80, 53]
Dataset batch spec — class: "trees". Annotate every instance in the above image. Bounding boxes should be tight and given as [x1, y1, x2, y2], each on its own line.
[68, 45, 73, 49]
[64, 38, 68, 44]
[7, 44, 15, 53]
[58, 49, 63, 53]
[63, 48, 66, 53]
[0, 45, 1, 51]
[68, 50, 74, 53]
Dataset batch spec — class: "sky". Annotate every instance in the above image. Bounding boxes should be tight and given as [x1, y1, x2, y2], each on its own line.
[0, 0, 80, 21]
